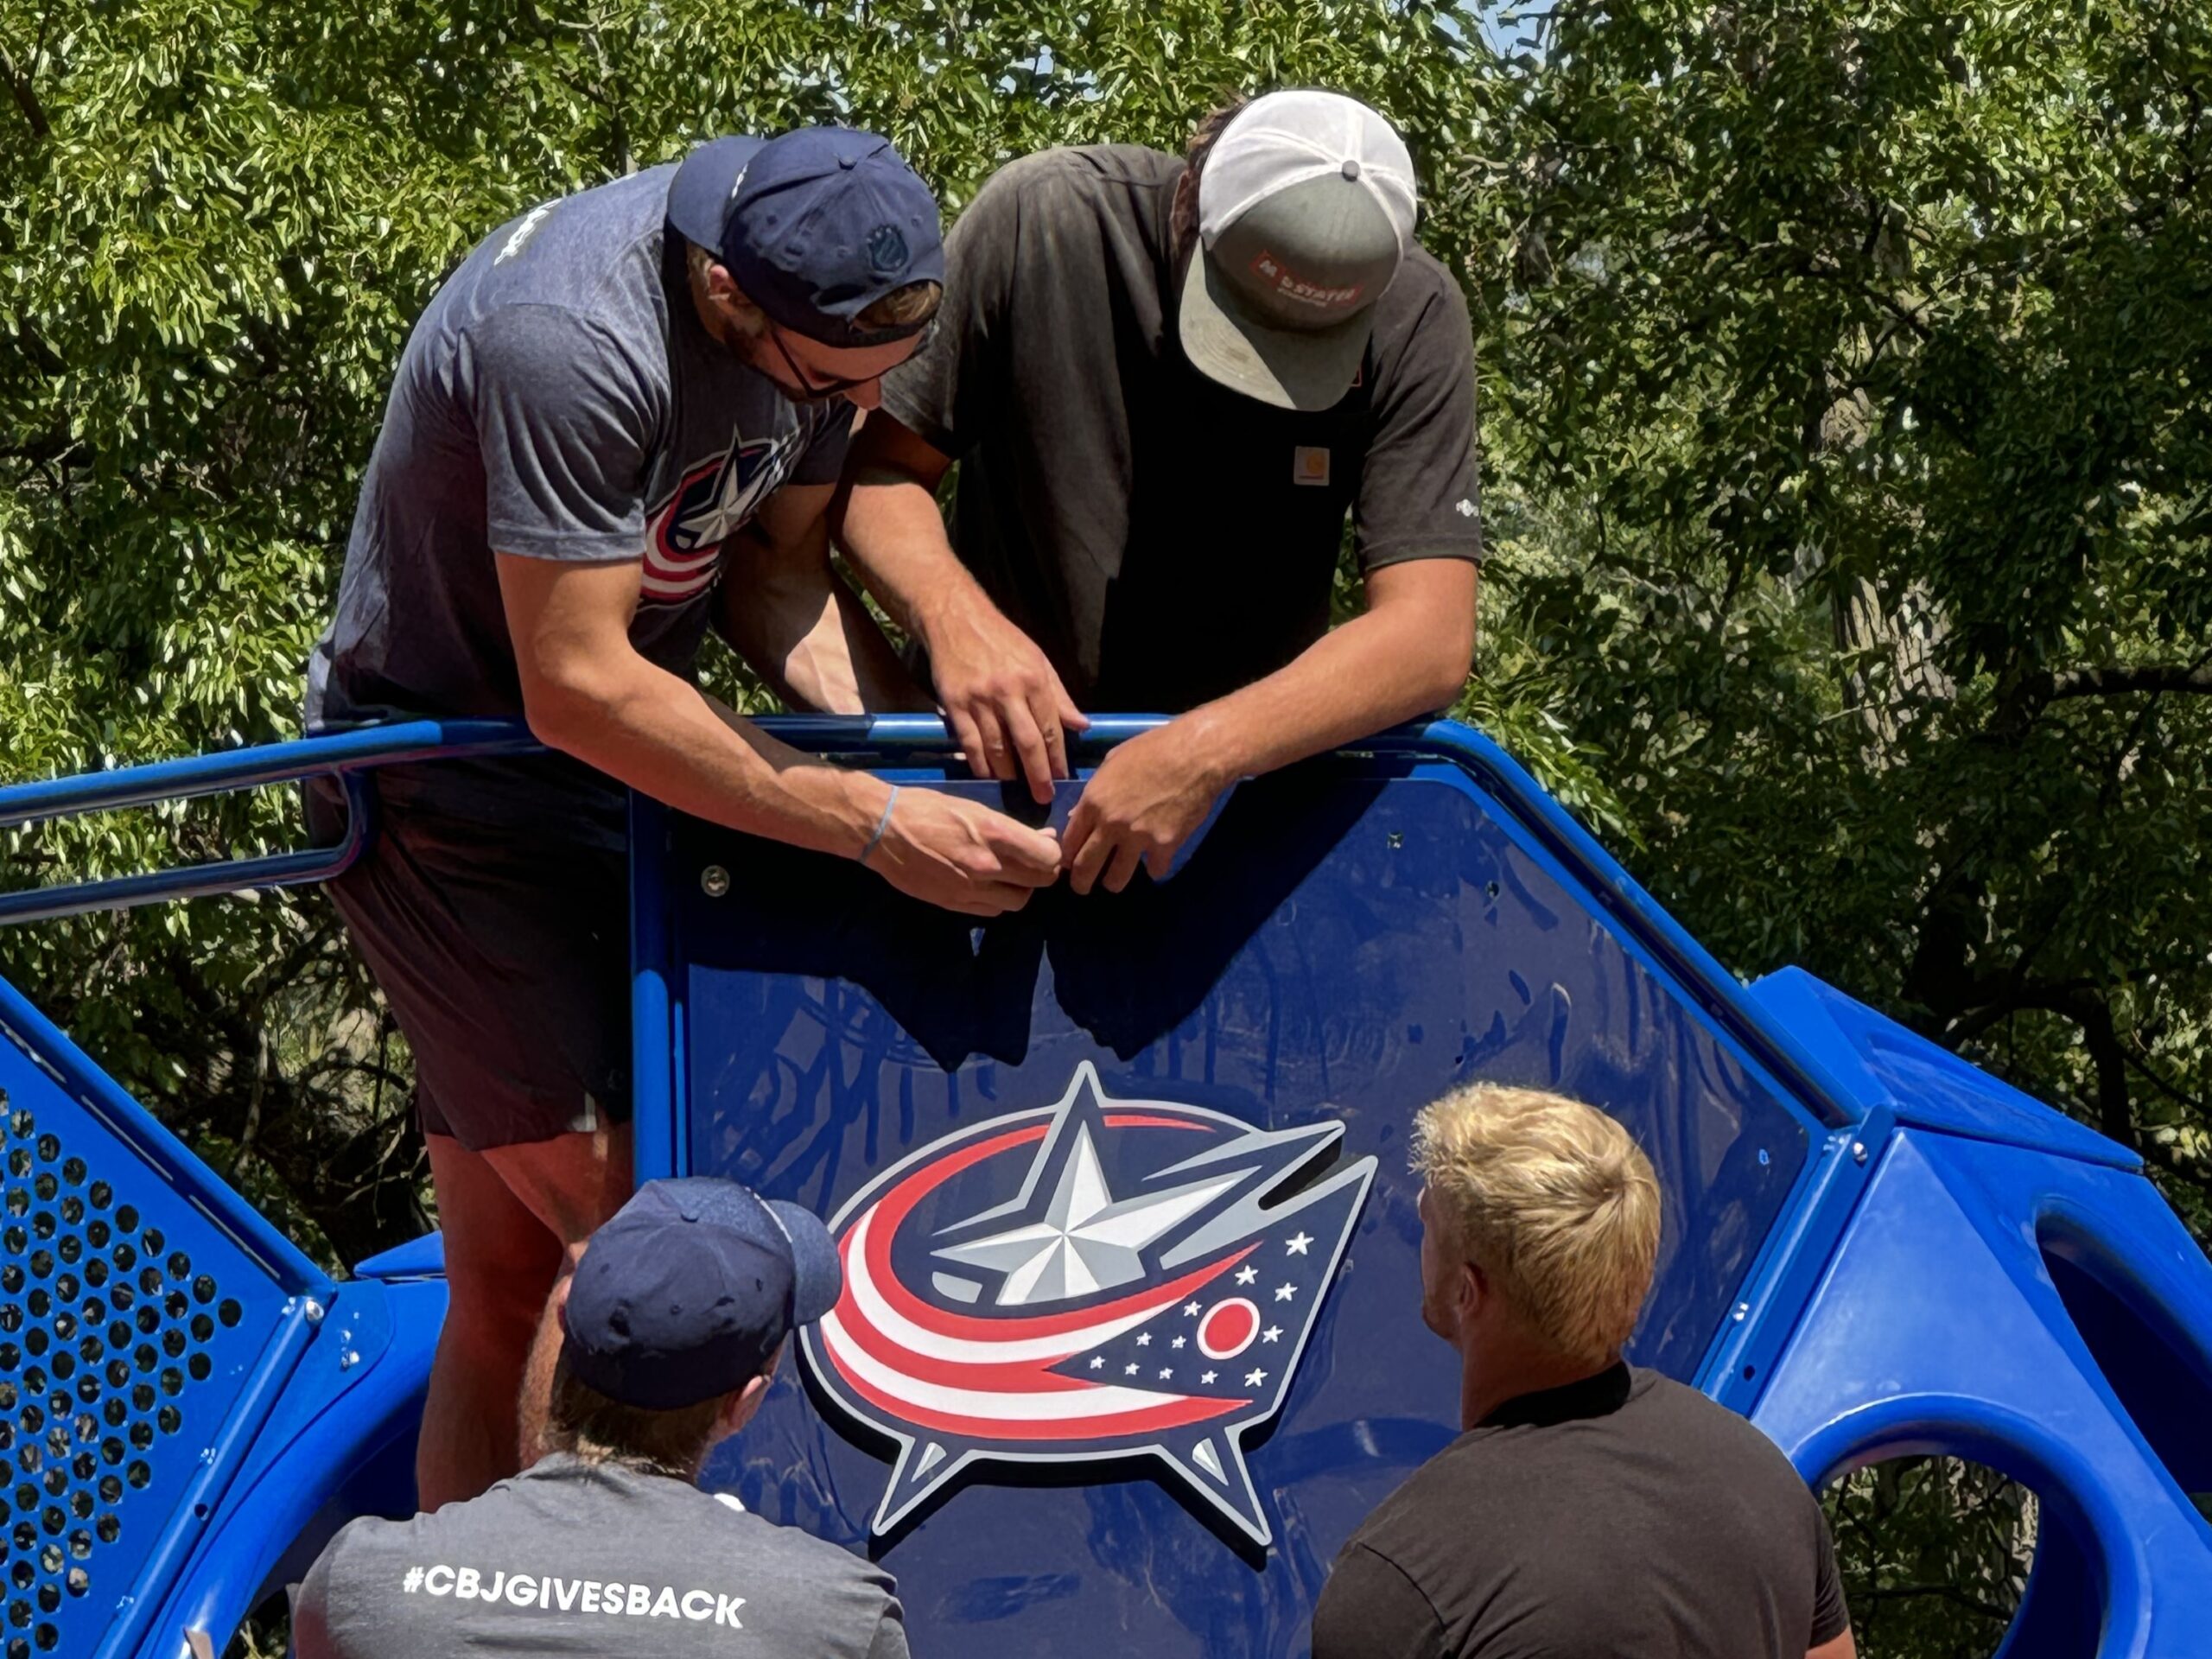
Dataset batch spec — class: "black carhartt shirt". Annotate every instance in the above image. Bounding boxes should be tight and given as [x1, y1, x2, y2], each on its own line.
[1310, 1366, 1851, 1659]
[878, 146, 1482, 713]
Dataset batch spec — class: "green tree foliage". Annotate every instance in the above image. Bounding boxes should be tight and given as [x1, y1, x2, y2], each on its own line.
[1, 3, 2205, 1649]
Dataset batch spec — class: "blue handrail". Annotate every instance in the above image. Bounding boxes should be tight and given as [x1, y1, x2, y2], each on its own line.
[0, 717, 541, 925]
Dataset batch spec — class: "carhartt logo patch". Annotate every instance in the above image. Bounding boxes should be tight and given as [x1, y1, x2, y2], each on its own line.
[1294, 447, 1332, 486]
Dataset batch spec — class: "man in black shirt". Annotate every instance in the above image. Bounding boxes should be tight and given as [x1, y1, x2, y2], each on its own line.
[1310, 1085, 1856, 1659]
[836, 89, 1481, 893]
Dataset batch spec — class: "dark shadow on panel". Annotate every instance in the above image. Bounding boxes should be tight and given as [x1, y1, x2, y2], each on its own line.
[677, 765, 1391, 1070]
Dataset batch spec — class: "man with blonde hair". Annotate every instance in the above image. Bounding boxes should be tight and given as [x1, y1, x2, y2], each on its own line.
[1309, 1085, 1855, 1658]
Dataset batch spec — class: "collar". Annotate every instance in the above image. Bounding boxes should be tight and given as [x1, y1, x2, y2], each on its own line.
[1477, 1361, 1635, 1430]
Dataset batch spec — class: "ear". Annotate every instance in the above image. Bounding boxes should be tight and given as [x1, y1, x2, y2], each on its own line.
[1458, 1257, 1490, 1319]
[715, 1338, 787, 1440]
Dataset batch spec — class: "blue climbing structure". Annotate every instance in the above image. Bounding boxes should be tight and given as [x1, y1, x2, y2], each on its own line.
[2, 718, 2207, 1659]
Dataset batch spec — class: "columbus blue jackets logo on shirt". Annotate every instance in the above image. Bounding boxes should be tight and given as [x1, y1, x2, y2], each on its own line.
[800, 1064, 1376, 1546]
[642, 432, 794, 603]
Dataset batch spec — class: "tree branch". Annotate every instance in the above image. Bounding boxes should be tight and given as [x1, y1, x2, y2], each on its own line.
[2041, 662, 2212, 701]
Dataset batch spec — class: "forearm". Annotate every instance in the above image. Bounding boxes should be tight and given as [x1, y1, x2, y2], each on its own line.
[835, 474, 995, 645]
[527, 651, 887, 856]
[719, 536, 927, 715]
[1171, 587, 1475, 787]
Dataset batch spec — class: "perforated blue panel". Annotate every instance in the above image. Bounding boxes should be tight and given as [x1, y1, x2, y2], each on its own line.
[0, 1001, 311, 1659]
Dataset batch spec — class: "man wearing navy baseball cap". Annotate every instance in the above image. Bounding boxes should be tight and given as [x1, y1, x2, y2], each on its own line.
[305, 129, 1063, 1510]
[293, 1179, 908, 1659]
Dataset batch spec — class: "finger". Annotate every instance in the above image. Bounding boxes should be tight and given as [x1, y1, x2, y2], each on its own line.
[1143, 841, 1178, 880]
[944, 703, 990, 782]
[969, 704, 1016, 782]
[1069, 823, 1118, 897]
[1001, 696, 1057, 805]
[1049, 668, 1090, 734]
[1101, 840, 1147, 894]
[1060, 800, 1096, 874]
[992, 823, 1065, 883]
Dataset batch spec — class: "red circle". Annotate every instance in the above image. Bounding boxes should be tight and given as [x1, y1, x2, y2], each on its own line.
[1197, 1298, 1261, 1360]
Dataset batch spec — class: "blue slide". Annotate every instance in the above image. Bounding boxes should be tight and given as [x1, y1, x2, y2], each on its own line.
[3, 718, 2207, 1658]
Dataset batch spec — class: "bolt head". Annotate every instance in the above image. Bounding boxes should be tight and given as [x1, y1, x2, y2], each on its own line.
[1851, 1141, 1868, 1164]
[701, 865, 731, 899]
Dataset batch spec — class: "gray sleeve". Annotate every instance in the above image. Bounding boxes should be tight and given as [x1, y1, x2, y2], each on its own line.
[862, 1598, 912, 1659]
[287, 1525, 351, 1659]
[1354, 276, 1484, 571]
[465, 302, 658, 562]
[876, 163, 1024, 458]
[790, 400, 858, 486]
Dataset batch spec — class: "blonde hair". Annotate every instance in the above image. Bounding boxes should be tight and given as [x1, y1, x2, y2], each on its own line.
[1412, 1085, 1662, 1368]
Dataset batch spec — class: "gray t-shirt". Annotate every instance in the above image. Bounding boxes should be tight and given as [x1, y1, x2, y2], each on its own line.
[305, 158, 853, 837]
[292, 1453, 907, 1659]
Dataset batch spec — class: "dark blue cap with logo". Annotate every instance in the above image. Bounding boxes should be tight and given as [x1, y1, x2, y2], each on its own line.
[666, 128, 944, 347]
[559, 1177, 843, 1411]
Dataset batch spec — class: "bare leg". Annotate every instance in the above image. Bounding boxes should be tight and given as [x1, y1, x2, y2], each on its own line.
[485, 1119, 634, 1471]
[416, 1134, 564, 1511]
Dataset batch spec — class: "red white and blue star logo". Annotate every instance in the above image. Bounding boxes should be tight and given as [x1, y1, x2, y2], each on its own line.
[801, 1064, 1376, 1545]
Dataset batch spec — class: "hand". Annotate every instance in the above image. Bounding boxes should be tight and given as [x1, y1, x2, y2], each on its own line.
[1063, 724, 1231, 896]
[924, 591, 1089, 805]
[863, 785, 1064, 916]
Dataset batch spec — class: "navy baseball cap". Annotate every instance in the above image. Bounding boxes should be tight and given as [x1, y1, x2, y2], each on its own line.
[666, 128, 944, 347]
[559, 1178, 842, 1411]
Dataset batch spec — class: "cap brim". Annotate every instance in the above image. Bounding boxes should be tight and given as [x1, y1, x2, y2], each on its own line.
[1178, 251, 1373, 412]
[766, 1199, 843, 1325]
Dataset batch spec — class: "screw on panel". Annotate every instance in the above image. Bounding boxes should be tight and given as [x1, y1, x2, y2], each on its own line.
[1851, 1141, 1868, 1164]
[301, 1298, 325, 1325]
[701, 866, 731, 899]
[340, 1351, 360, 1370]
[1732, 1302, 1750, 1323]
[1386, 831, 1403, 849]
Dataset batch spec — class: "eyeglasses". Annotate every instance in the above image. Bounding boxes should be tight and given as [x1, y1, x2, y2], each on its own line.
[763, 318, 933, 402]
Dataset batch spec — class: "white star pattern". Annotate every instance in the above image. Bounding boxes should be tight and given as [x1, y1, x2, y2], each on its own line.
[1262, 1325, 1283, 1344]
[1201, 1370, 1218, 1384]
[1136, 1332, 1152, 1347]
[1287, 1232, 1314, 1255]
[1171, 1336, 1185, 1350]
[1236, 1265, 1259, 1286]
[1124, 1363, 1140, 1376]
[1274, 1283, 1298, 1302]
[1159, 1368, 1174, 1380]
[1090, 1356, 1104, 1370]
[1184, 1300, 1202, 1316]
[936, 1123, 1240, 1306]
[1245, 1369, 1268, 1387]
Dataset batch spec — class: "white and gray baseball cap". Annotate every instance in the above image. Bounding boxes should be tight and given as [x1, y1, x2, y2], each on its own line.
[1179, 89, 1420, 411]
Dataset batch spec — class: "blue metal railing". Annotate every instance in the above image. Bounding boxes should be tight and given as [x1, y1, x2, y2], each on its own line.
[0, 718, 540, 924]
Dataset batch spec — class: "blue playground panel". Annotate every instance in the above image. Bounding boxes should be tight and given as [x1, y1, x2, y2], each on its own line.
[3, 717, 2209, 1658]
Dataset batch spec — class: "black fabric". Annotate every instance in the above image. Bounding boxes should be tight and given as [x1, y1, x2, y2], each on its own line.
[306, 778, 631, 1150]
[878, 146, 1482, 713]
[1310, 1366, 1851, 1659]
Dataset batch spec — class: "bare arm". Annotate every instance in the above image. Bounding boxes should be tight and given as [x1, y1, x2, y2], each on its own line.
[496, 552, 1059, 915]
[714, 480, 926, 715]
[1063, 557, 1479, 893]
[834, 412, 1087, 799]
[1808, 1630, 1858, 1659]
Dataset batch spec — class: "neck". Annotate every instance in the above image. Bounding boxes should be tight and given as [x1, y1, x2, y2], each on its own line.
[1457, 1334, 1617, 1432]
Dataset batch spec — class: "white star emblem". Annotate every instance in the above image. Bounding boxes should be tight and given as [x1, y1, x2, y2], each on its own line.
[1089, 1356, 1104, 1370]
[1159, 1368, 1174, 1380]
[1183, 1300, 1201, 1316]
[937, 1122, 1239, 1306]
[1262, 1325, 1282, 1344]
[1236, 1266, 1259, 1286]
[1201, 1370, 1218, 1384]
[1136, 1332, 1151, 1346]
[1125, 1363, 1140, 1376]
[1287, 1233, 1313, 1255]
[1244, 1369, 1268, 1388]
[1274, 1283, 1298, 1302]
[1171, 1336, 1185, 1350]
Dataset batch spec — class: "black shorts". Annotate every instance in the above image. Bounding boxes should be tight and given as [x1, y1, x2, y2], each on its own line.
[306, 777, 632, 1151]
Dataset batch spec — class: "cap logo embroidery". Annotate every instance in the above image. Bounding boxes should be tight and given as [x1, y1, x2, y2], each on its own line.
[865, 223, 910, 279]
[1249, 250, 1363, 310]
